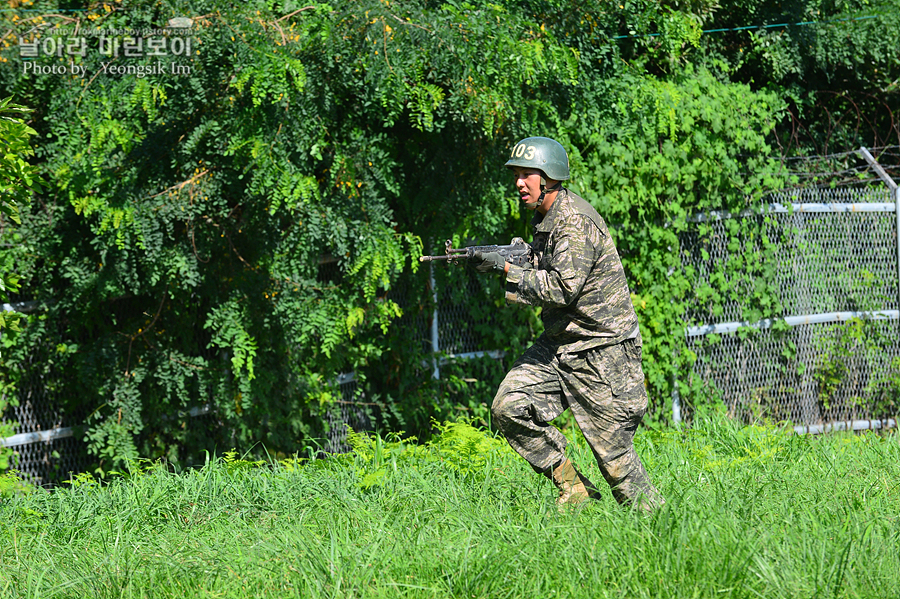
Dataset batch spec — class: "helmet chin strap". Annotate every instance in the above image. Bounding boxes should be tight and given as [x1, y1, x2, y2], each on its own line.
[532, 178, 561, 208]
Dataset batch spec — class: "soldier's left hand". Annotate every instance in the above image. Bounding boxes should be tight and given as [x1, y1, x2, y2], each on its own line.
[472, 251, 506, 274]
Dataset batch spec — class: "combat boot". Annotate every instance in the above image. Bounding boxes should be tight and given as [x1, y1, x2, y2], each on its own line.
[550, 458, 601, 508]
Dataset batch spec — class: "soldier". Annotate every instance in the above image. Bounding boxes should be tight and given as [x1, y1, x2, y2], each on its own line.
[472, 136, 664, 511]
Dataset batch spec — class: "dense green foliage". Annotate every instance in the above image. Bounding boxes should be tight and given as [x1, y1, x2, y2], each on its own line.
[2, 419, 900, 597]
[0, 97, 40, 257]
[1, 0, 898, 469]
[0, 96, 42, 469]
[693, 0, 900, 153]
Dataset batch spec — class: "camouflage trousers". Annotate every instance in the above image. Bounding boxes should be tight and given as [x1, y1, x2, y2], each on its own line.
[491, 335, 663, 508]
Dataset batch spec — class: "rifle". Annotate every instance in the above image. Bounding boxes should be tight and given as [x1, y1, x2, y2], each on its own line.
[418, 238, 532, 266]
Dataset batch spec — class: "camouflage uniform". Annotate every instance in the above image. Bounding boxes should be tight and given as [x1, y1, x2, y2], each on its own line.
[493, 188, 663, 507]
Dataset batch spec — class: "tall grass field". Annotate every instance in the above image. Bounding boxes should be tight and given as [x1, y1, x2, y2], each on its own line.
[1, 418, 899, 598]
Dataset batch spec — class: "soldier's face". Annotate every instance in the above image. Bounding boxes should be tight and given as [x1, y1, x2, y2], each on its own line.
[512, 167, 544, 210]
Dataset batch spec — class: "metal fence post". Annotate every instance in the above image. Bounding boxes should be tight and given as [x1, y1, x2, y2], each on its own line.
[671, 370, 682, 424]
[430, 261, 440, 380]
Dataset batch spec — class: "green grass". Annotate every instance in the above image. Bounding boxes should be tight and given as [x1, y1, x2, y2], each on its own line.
[1, 418, 899, 598]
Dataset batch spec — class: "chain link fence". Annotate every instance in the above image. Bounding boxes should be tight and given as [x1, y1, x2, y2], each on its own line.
[0, 343, 87, 485]
[678, 180, 900, 431]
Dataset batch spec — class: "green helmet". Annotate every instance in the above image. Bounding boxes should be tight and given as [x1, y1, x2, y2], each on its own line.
[504, 137, 570, 181]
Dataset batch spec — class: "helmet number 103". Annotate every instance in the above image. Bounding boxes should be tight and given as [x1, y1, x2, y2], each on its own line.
[512, 144, 536, 160]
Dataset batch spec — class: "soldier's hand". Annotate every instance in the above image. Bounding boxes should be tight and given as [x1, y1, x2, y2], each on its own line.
[472, 251, 506, 274]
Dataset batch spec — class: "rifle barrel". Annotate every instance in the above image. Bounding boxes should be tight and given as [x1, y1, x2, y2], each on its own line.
[418, 255, 456, 262]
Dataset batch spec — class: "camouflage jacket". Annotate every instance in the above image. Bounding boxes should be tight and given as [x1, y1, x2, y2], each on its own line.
[505, 188, 640, 354]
